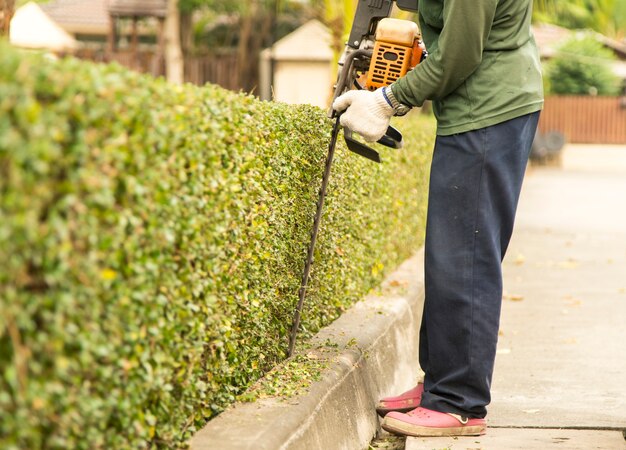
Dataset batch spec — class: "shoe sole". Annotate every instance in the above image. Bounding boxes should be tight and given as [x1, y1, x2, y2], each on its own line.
[376, 406, 417, 417]
[382, 416, 486, 437]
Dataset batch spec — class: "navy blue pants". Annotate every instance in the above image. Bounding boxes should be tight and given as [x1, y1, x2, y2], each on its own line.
[419, 112, 540, 418]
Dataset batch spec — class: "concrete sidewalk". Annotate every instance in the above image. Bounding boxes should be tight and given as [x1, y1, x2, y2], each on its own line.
[407, 145, 626, 449]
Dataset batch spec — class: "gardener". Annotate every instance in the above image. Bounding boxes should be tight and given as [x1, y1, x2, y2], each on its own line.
[333, 0, 543, 437]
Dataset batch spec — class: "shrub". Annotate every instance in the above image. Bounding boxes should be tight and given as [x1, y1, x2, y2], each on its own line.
[545, 34, 621, 96]
[0, 42, 433, 449]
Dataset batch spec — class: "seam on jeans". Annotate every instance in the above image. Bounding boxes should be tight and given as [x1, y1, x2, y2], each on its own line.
[468, 127, 488, 382]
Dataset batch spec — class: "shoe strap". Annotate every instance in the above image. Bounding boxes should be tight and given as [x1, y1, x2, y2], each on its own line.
[447, 413, 469, 424]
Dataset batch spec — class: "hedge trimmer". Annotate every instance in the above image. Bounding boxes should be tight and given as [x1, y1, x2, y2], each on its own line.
[288, 0, 426, 356]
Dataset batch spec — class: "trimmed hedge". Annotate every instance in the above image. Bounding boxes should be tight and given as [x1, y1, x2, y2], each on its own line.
[0, 42, 434, 449]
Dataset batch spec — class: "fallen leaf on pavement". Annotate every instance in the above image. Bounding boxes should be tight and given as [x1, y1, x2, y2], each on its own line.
[503, 293, 525, 301]
[557, 258, 579, 269]
[388, 280, 408, 288]
[563, 296, 582, 307]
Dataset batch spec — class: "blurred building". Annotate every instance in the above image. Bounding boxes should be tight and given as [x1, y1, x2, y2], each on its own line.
[9, 0, 242, 87]
[10, 0, 109, 55]
[9, 2, 78, 53]
[259, 19, 334, 108]
[9, 0, 166, 66]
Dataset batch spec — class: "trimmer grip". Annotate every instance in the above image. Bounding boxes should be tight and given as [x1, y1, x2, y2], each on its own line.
[377, 126, 404, 149]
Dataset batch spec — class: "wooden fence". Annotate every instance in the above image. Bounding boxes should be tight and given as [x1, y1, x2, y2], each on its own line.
[81, 51, 243, 91]
[539, 96, 626, 144]
[107, 51, 163, 76]
[184, 54, 240, 90]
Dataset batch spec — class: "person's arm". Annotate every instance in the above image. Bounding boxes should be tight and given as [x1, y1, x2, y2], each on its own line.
[391, 0, 498, 107]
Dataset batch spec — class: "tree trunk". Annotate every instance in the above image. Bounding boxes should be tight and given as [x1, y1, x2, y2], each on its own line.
[1, 0, 16, 37]
[237, 2, 257, 91]
[180, 12, 193, 56]
[165, 0, 184, 84]
[237, 1, 273, 93]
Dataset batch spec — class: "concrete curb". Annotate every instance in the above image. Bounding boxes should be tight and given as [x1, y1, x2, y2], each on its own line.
[191, 249, 425, 450]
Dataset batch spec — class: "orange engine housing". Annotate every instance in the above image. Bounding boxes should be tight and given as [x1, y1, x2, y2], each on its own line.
[365, 41, 414, 90]
[364, 17, 424, 91]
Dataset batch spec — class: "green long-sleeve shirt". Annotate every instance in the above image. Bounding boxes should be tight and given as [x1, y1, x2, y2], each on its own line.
[391, 0, 544, 135]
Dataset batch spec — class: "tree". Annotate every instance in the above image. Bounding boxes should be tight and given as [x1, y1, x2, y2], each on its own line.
[1, 0, 16, 36]
[321, 0, 356, 55]
[165, 0, 184, 84]
[545, 35, 621, 96]
[178, 0, 287, 92]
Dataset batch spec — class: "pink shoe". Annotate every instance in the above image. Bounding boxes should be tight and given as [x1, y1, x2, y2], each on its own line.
[376, 383, 424, 417]
[381, 406, 486, 437]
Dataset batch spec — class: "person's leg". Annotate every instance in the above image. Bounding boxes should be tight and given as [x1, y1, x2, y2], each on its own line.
[419, 112, 540, 418]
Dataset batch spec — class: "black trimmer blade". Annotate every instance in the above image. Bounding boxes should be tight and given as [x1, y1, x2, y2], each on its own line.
[344, 128, 381, 163]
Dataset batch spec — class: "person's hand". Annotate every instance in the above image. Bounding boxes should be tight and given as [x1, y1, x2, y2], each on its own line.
[332, 88, 394, 142]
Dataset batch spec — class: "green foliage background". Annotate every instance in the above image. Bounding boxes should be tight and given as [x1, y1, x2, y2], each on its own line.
[533, 0, 626, 37]
[0, 43, 433, 449]
[544, 35, 622, 96]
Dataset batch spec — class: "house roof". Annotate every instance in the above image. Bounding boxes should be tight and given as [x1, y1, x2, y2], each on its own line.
[532, 23, 626, 79]
[532, 23, 574, 59]
[40, 0, 109, 35]
[34, 0, 168, 35]
[10, 2, 77, 52]
[532, 23, 626, 61]
[594, 33, 626, 59]
[108, 0, 167, 18]
[270, 19, 333, 61]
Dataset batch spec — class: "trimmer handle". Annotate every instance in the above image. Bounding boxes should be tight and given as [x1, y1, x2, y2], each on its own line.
[378, 126, 403, 149]
[343, 125, 404, 163]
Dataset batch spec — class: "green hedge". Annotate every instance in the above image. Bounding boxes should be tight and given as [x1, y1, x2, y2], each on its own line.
[0, 42, 434, 449]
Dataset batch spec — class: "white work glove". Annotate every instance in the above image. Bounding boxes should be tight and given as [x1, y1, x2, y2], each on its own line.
[332, 88, 394, 142]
